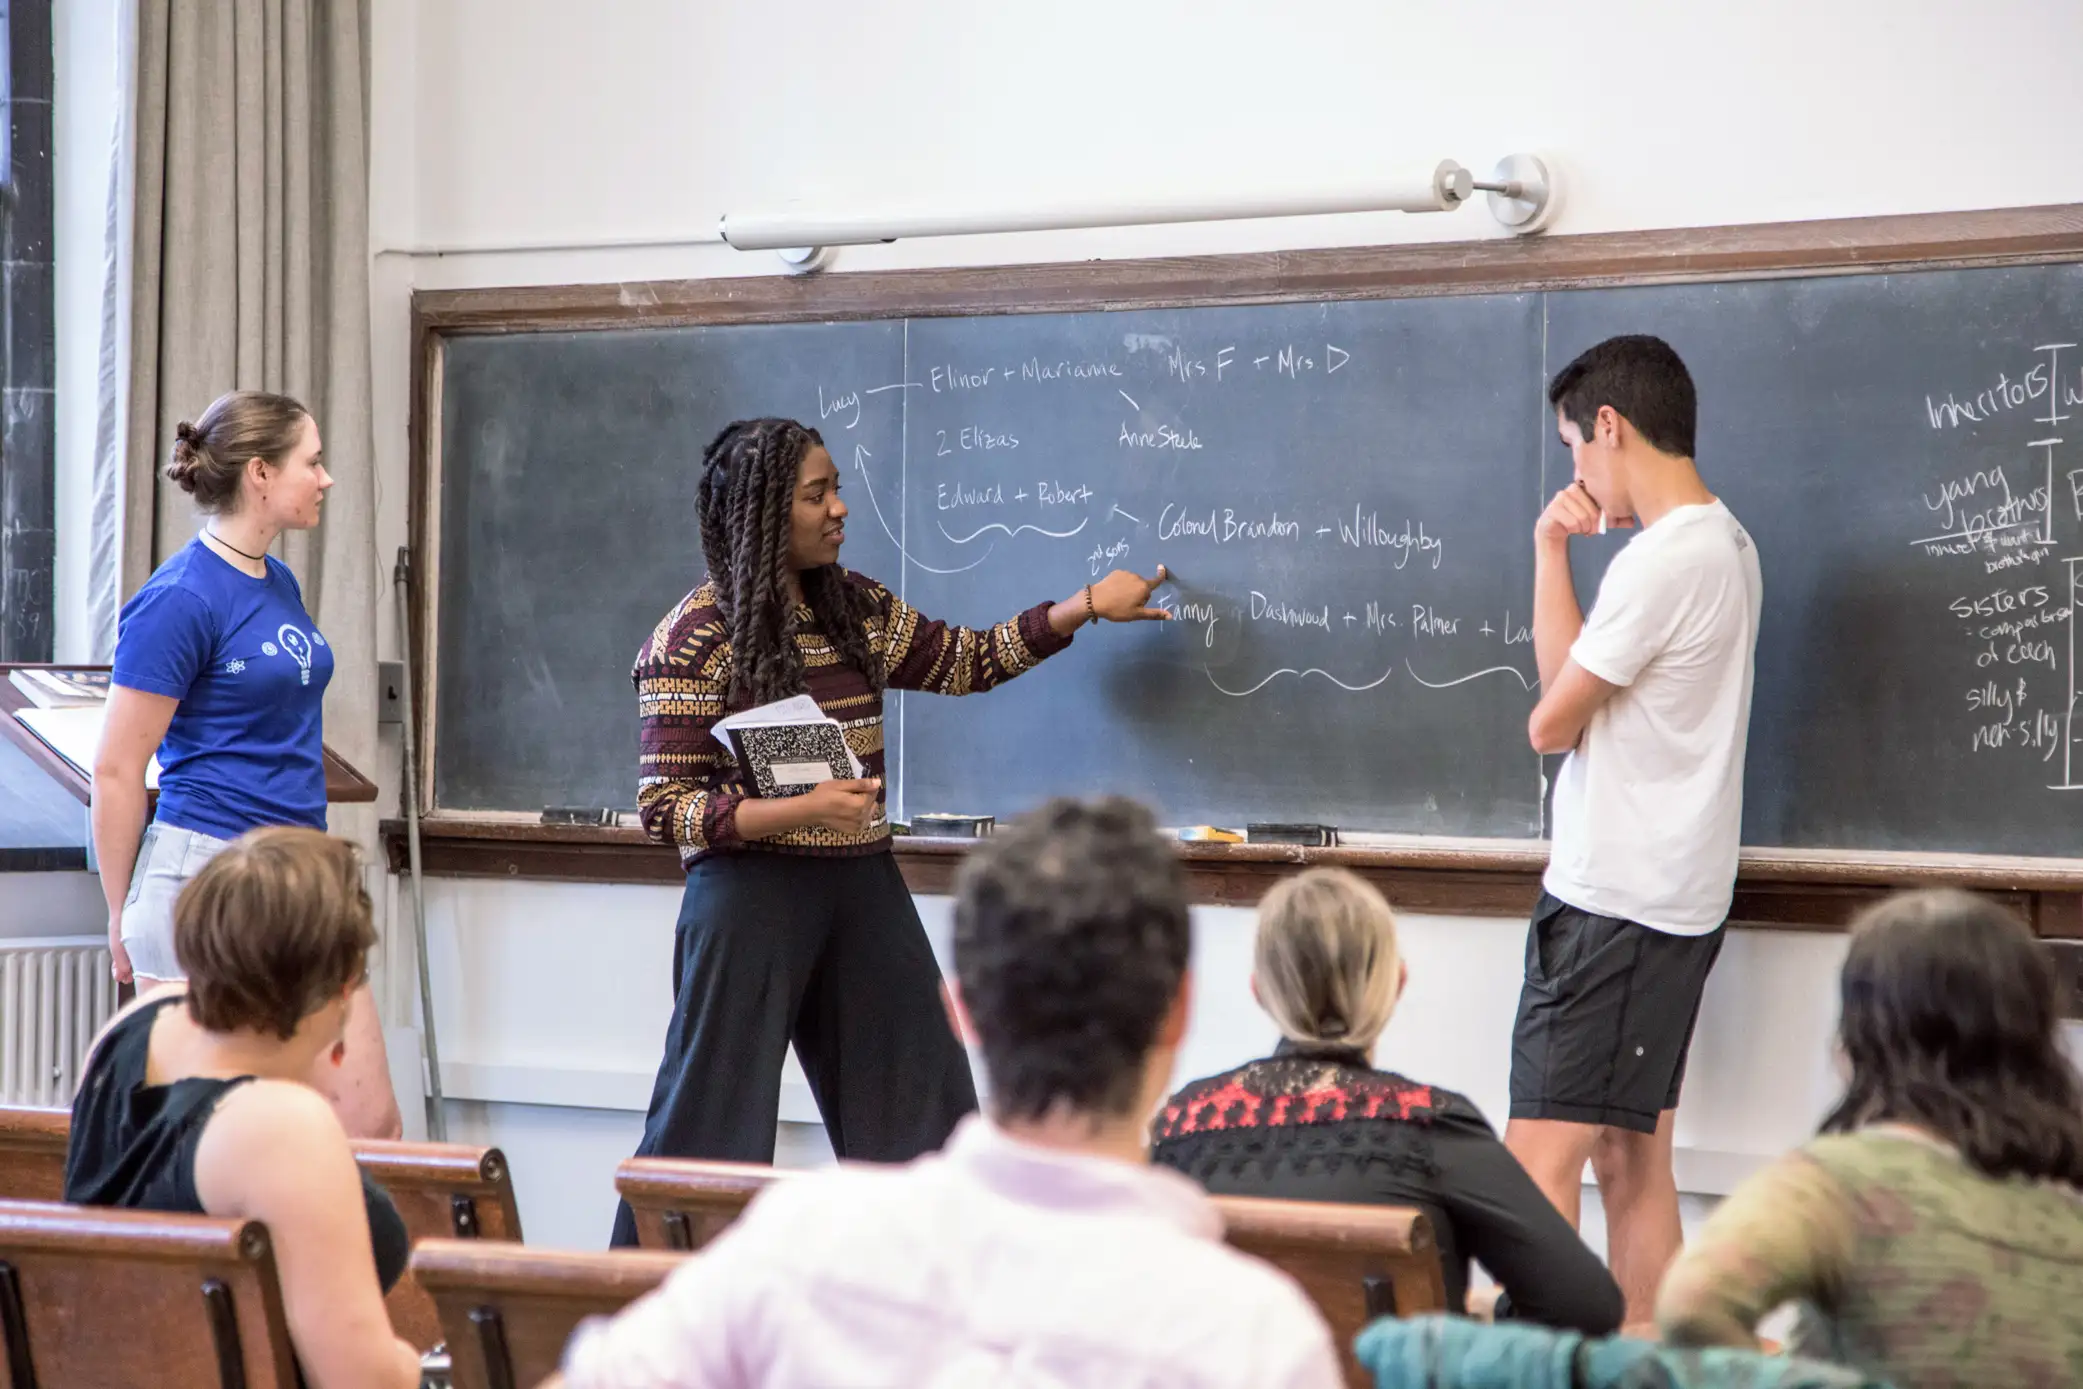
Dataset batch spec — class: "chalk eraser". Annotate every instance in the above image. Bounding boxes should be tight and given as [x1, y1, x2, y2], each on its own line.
[912, 813, 995, 839]
[1246, 823, 1337, 847]
[542, 807, 617, 827]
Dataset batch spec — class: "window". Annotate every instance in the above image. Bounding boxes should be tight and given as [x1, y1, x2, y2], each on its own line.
[0, 0, 53, 662]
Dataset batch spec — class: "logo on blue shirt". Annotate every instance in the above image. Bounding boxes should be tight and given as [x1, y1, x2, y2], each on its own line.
[278, 625, 315, 685]
[256, 627, 324, 681]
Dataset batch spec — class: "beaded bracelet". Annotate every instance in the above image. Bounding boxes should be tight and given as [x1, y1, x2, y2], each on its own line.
[1084, 585, 1098, 624]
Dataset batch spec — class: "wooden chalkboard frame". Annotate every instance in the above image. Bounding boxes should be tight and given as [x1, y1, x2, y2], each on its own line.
[404, 201, 2083, 933]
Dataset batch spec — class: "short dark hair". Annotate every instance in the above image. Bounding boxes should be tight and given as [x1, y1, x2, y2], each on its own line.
[1547, 334, 1696, 459]
[1821, 889, 2083, 1187]
[175, 828, 376, 1040]
[953, 798, 1191, 1123]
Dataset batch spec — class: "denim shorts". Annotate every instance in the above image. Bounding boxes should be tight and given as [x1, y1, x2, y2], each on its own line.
[121, 823, 232, 982]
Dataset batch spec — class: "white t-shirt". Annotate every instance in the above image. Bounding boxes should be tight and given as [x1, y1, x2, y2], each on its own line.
[1543, 499, 1763, 935]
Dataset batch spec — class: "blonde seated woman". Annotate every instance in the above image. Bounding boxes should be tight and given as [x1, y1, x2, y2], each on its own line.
[65, 827, 421, 1389]
[1151, 867, 1624, 1335]
[1658, 889, 2083, 1387]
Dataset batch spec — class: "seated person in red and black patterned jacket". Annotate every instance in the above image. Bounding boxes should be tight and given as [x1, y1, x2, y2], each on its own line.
[1150, 868, 1624, 1335]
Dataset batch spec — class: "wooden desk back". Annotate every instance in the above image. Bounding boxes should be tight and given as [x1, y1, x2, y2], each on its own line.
[614, 1157, 781, 1252]
[353, 1139, 526, 1352]
[411, 1239, 683, 1389]
[1213, 1194, 1445, 1389]
[0, 1111, 65, 1206]
[0, 1198, 297, 1389]
[0, 1109, 524, 1353]
[613, 1155, 1444, 1387]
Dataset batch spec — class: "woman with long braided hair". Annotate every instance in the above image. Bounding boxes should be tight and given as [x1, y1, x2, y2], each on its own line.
[611, 418, 1168, 1243]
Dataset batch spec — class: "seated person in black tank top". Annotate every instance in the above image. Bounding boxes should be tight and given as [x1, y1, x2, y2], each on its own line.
[1151, 868, 1624, 1336]
[66, 827, 420, 1389]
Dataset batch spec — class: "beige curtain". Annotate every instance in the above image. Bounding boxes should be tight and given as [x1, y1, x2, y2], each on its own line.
[118, 0, 378, 841]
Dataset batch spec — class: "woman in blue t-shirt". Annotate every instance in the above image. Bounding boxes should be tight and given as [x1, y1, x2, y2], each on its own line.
[93, 389, 402, 1139]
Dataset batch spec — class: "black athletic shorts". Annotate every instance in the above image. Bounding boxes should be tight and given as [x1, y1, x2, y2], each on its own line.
[1508, 891, 1725, 1135]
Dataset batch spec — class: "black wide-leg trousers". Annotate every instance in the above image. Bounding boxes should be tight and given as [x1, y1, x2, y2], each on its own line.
[608, 849, 978, 1246]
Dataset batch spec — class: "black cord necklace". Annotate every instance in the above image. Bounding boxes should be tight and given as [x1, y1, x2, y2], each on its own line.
[205, 528, 268, 563]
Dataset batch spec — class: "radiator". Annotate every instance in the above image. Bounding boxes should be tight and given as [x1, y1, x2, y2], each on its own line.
[0, 938, 119, 1107]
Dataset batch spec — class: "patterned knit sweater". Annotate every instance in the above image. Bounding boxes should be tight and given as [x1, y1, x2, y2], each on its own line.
[1659, 1127, 2083, 1387]
[634, 569, 1072, 866]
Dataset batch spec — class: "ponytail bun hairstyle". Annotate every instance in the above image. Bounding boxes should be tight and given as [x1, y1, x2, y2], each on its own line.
[164, 391, 312, 514]
[1253, 867, 1404, 1054]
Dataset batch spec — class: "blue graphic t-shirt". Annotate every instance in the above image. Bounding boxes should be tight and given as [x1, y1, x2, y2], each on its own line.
[112, 538, 335, 838]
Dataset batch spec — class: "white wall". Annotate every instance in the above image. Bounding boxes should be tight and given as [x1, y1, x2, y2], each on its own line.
[415, 859, 1848, 1248]
[347, 0, 2083, 1251]
[393, 0, 2083, 264]
[0, 872, 103, 939]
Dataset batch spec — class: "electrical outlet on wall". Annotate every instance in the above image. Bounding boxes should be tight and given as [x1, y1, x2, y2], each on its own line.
[378, 662, 405, 725]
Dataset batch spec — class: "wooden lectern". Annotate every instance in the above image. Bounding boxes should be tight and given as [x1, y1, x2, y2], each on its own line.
[0, 663, 378, 873]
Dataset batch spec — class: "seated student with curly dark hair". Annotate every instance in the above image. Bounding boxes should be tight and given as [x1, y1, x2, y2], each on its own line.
[557, 798, 1341, 1389]
[1152, 867, 1624, 1335]
[1658, 888, 2083, 1388]
[65, 827, 420, 1389]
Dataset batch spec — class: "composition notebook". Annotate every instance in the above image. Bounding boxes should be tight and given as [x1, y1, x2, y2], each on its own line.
[711, 695, 865, 798]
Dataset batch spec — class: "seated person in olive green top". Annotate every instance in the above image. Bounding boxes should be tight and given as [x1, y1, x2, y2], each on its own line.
[1152, 868, 1624, 1335]
[1658, 888, 2083, 1389]
[66, 827, 421, 1389]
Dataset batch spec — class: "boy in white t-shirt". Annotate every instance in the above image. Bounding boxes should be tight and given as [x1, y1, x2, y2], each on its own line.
[1508, 335, 1763, 1330]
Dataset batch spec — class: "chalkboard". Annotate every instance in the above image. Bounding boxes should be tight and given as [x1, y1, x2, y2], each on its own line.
[429, 258, 2083, 857]
[433, 322, 905, 813]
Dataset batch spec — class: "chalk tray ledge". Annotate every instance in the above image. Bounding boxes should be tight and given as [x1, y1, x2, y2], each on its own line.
[376, 816, 2083, 937]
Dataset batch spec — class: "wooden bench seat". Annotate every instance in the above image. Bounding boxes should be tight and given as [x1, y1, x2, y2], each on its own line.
[614, 1157, 782, 1252]
[0, 1106, 522, 1350]
[0, 1109, 66, 1205]
[412, 1239, 683, 1389]
[1215, 1193, 1445, 1387]
[0, 1197, 297, 1388]
[614, 1154, 1444, 1388]
[355, 1138, 525, 1351]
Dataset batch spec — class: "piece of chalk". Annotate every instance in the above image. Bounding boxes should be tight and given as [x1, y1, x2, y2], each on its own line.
[1178, 825, 1243, 843]
[1597, 513, 1607, 535]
